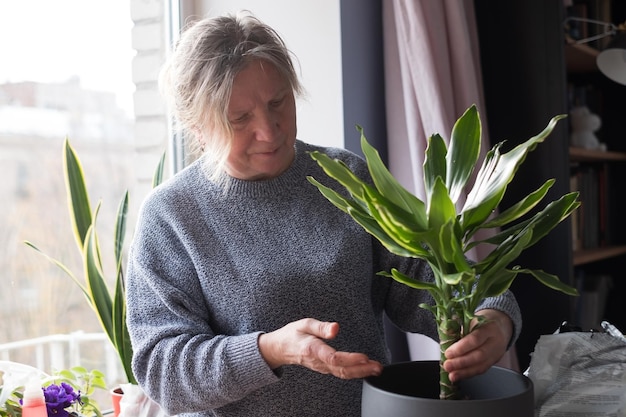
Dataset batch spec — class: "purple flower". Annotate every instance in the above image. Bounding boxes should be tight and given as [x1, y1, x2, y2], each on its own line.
[42, 383, 81, 417]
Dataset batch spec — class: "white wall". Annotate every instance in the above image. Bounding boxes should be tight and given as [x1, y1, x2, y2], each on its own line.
[198, 1, 344, 149]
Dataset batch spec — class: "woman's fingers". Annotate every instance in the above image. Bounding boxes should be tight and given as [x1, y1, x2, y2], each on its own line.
[259, 318, 383, 379]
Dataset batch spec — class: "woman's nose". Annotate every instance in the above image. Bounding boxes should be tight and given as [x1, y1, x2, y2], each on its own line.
[254, 110, 279, 142]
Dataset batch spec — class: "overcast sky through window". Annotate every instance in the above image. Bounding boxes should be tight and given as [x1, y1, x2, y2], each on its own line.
[0, 0, 135, 116]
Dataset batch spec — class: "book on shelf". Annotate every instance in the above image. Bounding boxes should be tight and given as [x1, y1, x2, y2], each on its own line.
[570, 163, 610, 250]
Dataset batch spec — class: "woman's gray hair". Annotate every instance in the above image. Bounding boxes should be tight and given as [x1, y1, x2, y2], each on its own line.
[159, 11, 304, 177]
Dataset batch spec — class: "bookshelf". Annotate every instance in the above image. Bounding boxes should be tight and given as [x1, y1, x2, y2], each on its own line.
[570, 146, 626, 161]
[565, 0, 626, 336]
[474, 0, 626, 369]
[569, 147, 626, 264]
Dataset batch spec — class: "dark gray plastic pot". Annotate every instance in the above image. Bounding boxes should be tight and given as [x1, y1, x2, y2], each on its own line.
[362, 361, 534, 417]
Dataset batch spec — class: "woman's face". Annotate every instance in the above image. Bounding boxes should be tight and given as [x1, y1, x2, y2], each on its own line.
[224, 60, 297, 180]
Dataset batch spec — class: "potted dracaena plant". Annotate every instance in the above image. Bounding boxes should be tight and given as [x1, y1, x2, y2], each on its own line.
[307, 105, 579, 416]
[25, 139, 166, 416]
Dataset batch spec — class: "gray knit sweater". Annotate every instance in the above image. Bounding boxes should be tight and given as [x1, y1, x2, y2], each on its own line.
[126, 140, 522, 417]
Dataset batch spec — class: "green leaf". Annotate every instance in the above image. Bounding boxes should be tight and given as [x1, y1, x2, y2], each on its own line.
[428, 177, 456, 230]
[520, 192, 581, 248]
[475, 231, 532, 283]
[380, 269, 443, 301]
[83, 226, 114, 343]
[23, 241, 89, 297]
[514, 267, 579, 296]
[152, 151, 167, 188]
[309, 151, 367, 200]
[423, 133, 447, 200]
[359, 128, 428, 228]
[446, 105, 481, 203]
[461, 114, 566, 231]
[481, 269, 518, 298]
[438, 220, 471, 272]
[350, 208, 423, 258]
[477, 179, 555, 230]
[307, 176, 363, 215]
[114, 191, 129, 276]
[363, 185, 427, 239]
[63, 138, 92, 250]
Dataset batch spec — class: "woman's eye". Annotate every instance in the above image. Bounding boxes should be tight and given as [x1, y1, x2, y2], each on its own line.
[231, 114, 249, 124]
[270, 98, 284, 108]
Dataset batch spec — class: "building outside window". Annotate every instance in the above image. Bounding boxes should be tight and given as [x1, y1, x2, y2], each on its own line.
[0, 0, 138, 383]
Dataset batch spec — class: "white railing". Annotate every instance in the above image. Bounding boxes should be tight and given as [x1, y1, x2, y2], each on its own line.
[0, 332, 122, 386]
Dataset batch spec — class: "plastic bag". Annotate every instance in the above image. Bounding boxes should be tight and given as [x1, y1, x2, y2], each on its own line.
[118, 383, 169, 417]
[525, 322, 626, 416]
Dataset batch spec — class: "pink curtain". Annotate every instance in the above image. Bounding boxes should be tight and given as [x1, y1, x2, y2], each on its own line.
[383, 0, 519, 371]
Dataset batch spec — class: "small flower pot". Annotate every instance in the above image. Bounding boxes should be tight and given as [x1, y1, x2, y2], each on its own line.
[110, 386, 124, 417]
[362, 361, 533, 417]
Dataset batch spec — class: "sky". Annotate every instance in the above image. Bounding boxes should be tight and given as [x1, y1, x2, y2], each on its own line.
[0, 0, 135, 115]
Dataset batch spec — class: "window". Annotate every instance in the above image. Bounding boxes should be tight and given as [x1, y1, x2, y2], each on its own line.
[0, 0, 135, 383]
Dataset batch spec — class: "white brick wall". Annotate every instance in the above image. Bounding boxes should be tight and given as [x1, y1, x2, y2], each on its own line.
[129, 0, 170, 212]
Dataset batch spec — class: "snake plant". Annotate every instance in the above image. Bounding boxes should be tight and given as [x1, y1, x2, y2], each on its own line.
[25, 139, 166, 386]
[307, 104, 579, 400]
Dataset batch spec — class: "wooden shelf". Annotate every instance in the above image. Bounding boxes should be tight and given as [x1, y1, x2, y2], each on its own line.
[570, 147, 626, 162]
[573, 245, 626, 266]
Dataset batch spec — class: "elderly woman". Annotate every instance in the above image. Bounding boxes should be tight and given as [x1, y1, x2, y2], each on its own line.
[125, 11, 521, 417]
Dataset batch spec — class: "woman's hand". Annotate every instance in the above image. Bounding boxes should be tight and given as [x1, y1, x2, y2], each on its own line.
[442, 309, 513, 383]
[258, 318, 383, 379]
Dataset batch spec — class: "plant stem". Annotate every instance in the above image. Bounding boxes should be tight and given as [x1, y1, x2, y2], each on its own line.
[437, 304, 462, 400]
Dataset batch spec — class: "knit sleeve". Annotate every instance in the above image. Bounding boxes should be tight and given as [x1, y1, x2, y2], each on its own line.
[126, 188, 280, 415]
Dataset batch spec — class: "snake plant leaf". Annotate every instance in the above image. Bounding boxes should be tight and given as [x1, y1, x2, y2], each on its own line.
[112, 277, 135, 385]
[152, 152, 167, 188]
[64, 138, 93, 249]
[111, 190, 136, 384]
[83, 225, 114, 342]
[25, 140, 158, 386]
[114, 191, 129, 276]
[23, 241, 88, 296]
[446, 105, 481, 203]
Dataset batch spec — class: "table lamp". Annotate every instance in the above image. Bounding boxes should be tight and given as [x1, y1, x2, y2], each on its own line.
[564, 17, 626, 85]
